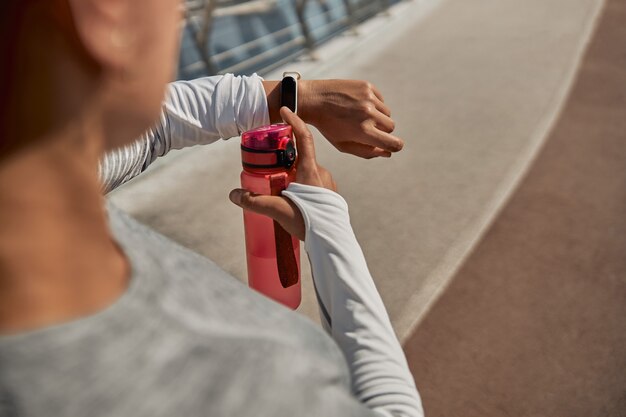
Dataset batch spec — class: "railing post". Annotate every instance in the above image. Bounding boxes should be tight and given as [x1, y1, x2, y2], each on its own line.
[294, 0, 318, 60]
[187, 0, 218, 75]
[342, 0, 359, 35]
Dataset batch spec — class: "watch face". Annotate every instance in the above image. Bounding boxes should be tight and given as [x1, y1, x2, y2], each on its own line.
[281, 76, 297, 113]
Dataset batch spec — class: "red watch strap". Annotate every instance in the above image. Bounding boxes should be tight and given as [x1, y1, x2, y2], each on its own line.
[270, 173, 299, 288]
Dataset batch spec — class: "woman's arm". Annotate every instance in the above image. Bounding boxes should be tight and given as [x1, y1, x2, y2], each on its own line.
[99, 74, 268, 193]
[100, 75, 403, 193]
[283, 184, 424, 417]
[231, 108, 422, 417]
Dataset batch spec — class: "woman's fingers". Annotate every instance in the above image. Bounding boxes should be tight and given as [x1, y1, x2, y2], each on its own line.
[229, 189, 305, 240]
[337, 142, 392, 159]
[280, 107, 317, 169]
[370, 83, 385, 103]
[354, 122, 404, 153]
[374, 129, 404, 152]
[373, 111, 395, 133]
[374, 97, 391, 118]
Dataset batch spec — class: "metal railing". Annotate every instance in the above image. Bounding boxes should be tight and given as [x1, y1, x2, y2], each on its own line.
[179, 0, 395, 78]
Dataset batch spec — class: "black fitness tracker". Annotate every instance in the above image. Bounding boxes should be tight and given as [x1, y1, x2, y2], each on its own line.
[280, 71, 301, 114]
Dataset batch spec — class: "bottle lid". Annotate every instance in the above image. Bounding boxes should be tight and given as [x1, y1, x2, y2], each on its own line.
[241, 124, 296, 170]
[241, 123, 292, 150]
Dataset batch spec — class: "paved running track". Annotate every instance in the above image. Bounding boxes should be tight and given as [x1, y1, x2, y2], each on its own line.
[109, 0, 625, 413]
[404, 1, 626, 415]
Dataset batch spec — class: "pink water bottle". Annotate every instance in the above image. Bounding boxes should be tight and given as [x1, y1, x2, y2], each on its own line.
[240, 123, 301, 309]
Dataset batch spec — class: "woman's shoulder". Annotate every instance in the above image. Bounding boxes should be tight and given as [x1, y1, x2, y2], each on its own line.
[0, 203, 353, 417]
[105, 201, 348, 369]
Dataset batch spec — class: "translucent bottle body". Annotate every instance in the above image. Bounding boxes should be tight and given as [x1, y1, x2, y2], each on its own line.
[240, 168, 301, 309]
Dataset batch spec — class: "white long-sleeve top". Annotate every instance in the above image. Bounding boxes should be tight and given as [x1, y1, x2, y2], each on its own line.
[99, 74, 269, 193]
[284, 184, 424, 417]
[0, 75, 423, 417]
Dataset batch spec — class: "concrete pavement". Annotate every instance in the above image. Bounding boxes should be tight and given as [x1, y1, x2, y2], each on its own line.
[108, 0, 604, 340]
[405, 1, 626, 413]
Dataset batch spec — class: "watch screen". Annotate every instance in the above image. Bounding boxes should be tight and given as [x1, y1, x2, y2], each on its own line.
[281, 77, 297, 112]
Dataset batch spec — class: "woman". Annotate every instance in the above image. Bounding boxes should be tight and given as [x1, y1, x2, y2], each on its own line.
[0, 1, 423, 416]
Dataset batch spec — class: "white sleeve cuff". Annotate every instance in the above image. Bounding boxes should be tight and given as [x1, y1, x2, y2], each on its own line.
[164, 74, 270, 149]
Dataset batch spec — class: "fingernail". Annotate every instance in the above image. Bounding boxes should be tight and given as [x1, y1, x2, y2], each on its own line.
[229, 189, 242, 205]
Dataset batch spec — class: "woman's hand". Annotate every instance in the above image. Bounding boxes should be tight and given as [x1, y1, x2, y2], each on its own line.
[229, 107, 335, 241]
[299, 79, 403, 159]
[263, 79, 403, 159]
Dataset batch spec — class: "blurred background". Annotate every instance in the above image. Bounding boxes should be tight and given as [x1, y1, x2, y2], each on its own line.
[178, 0, 397, 78]
[110, 0, 626, 415]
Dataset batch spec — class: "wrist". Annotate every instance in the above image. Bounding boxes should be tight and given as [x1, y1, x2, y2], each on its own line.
[297, 80, 321, 125]
[263, 79, 321, 125]
[262, 80, 281, 124]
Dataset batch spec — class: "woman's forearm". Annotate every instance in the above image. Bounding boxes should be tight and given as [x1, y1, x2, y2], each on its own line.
[282, 183, 424, 417]
[100, 74, 269, 193]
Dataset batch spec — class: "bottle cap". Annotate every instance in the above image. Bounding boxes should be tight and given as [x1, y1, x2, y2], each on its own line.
[241, 123, 292, 150]
[241, 124, 296, 170]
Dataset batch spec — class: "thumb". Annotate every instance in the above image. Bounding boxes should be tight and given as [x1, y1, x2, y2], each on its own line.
[229, 189, 305, 240]
[229, 189, 278, 215]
